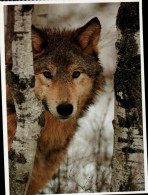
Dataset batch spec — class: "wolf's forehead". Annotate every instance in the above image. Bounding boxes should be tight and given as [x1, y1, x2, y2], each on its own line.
[34, 38, 100, 75]
[51, 51, 72, 66]
[34, 52, 80, 71]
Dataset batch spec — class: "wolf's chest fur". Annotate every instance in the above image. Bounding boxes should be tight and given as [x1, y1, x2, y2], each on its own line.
[7, 17, 104, 194]
[37, 111, 76, 158]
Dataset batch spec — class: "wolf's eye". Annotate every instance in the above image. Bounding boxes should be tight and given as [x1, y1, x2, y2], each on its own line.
[72, 71, 80, 79]
[43, 71, 52, 79]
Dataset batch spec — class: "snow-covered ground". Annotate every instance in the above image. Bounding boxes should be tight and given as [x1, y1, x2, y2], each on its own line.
[40, 2, 120, 194]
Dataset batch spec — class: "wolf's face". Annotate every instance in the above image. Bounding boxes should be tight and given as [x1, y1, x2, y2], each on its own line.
[32, 18, 104, 121]
[34, 64, 94, 120]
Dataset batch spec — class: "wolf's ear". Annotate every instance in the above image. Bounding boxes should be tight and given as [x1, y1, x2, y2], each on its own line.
[74, 17, 101, 56]
[32, 26, 46, 57]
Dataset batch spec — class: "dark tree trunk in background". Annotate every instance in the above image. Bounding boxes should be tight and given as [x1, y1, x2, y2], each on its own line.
[111, 2, 145, 191]
[5, 5, 14, 66]
[7, 5, 45, 195]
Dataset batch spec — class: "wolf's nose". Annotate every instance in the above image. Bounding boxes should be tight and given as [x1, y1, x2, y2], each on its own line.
[57, 103, 73, 117]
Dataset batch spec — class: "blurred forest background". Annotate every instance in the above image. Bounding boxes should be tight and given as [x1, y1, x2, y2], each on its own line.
[5, 2, 120, 194]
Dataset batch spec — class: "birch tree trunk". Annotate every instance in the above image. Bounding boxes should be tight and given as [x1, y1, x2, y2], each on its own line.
[7, 5, 45, 195]
[111, 2, 145, 191]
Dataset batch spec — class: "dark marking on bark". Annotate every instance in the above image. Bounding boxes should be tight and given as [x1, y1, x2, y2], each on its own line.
[119, 184, 123, 191]
[127, 131, 132, 136]
[15, 180, 26, 184]
[15, 91, 25, 104]
[32, 134, 40, 141]
[23, 172, 30, 183]
[16, 172, 29, 184]
[17, 113, 32, 125]
[124, 117, 131, 128]
[117, 113, 139, 129]
[15, 76, 34, 92]
[30, 76, 35, 88]
[11, 71, 19, 85]
[6, 69, 19, 86]
[9, 149, 16, 161]
[19, 79, 28, 91]
[20, 113, 31, 118]
[14, 33, 24, 41]
[38, 111, 45, 127]
[16, 153, 27, 164]
[17, 117, 25, 124]
[13, 137, 26, 145]
[6, 70, 26, 104]
[19, 76, 35, 90]
[122, 146, 144, 154]
[117, 115, 125, 127]
[118, 137, 134, 144]
[9, 148, 27, 164]
[6, 64, 35, 91]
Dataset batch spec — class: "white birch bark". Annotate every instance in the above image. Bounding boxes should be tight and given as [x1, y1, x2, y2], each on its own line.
[111, 2, 145, 192]
[8, 5, 44, 195]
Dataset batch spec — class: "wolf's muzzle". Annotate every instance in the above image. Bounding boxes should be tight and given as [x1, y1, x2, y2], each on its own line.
[57, 103, 73, 117]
